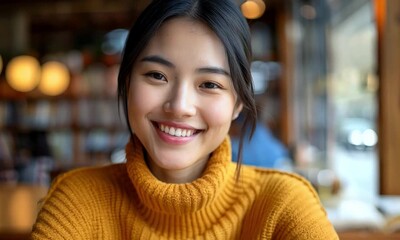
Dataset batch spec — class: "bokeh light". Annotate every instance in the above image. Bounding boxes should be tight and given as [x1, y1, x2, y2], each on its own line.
[6, 55, 41, 92]
[241, 0, 266, 19]
[39, 61, 70, 96]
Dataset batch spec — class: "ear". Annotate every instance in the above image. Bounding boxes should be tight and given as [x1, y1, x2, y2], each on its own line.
[232, 102, 243, 120]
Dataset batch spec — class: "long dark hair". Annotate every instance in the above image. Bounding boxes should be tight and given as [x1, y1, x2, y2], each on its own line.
[118, 0, 257, 176]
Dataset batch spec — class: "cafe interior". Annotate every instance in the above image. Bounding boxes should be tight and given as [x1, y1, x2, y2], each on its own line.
[0, 0, 399, 239]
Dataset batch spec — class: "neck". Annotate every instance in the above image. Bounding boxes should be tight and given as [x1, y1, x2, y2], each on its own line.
[145, 152, 210, 184]
[126, 135, 234, 214]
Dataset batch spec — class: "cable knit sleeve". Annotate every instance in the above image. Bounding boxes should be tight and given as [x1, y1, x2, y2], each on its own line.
[272, 173, 338, 239]
[243, 170, 339, 239]
[31, 169, 94, 239]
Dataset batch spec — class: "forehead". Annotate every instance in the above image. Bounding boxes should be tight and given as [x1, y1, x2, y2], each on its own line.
[138, 17, 229, 69]
[156, 17, 215, 38]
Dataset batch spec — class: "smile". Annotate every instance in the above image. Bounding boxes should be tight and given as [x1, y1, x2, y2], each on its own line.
[158, 123, 197, 137]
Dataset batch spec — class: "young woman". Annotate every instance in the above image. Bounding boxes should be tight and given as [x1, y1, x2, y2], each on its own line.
[32, 0, 338, 239]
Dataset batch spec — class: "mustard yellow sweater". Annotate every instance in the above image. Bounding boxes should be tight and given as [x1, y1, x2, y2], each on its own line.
[32, 137, 338, 239]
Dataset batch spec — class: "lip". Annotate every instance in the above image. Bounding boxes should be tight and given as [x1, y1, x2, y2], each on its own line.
[156, 121, 199, 130]
[152, 121, 202, 145]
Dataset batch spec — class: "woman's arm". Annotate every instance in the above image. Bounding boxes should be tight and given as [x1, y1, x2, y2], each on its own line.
[272, 173, 338, 239]
[31, 170, 93, 239]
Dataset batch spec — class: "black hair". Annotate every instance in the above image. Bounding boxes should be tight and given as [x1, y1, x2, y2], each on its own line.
[118, 0, 257, 176]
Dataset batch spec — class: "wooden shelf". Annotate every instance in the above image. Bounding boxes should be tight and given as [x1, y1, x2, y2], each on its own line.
[0, 68, 128, 170]
[338, 230, 400, 240]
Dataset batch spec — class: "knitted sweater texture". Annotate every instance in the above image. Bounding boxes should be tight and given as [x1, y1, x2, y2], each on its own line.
[31, 136, 338, 239]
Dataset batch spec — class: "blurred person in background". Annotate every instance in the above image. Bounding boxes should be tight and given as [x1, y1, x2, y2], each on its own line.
[230, 81, 292, 170]
[230, 114, 291, 170]
[32, 0, 338, 239]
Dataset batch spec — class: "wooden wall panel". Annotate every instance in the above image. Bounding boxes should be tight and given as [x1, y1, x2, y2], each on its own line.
[376, 0, 400, 195]
[277, 2, 294, 147]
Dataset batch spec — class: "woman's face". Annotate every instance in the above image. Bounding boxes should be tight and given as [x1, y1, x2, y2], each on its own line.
[128, 17, 242, 183]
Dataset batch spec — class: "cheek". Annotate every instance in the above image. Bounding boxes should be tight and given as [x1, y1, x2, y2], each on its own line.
[127, 81, 156, 127]
[203, 97, 236, 128]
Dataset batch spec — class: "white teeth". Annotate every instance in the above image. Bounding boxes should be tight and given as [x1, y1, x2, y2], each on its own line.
[175, 128, 182, 137]
[159, 124, 195, 137]
[169, 127, 175, 135]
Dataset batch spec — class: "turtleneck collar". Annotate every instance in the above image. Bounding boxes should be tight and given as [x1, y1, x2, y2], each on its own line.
[125, 135, 235, 215]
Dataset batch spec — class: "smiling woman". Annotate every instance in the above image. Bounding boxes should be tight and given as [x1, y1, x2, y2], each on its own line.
[31, 0, 338, 239]
[128, 18, 241, 183]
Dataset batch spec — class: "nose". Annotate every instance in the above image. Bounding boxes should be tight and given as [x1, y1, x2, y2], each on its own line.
[163, 83, 196, 118]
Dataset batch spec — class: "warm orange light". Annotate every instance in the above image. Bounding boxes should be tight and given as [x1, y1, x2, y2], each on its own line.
[39, 61, 70, 96]
[374, 0, 386, 37]
[253, 0, 266, 15]
[9, 188, 34, 230]
[6, 55, 41, 92]
[0, 55, 3, 74]
[241, 0, 266, 19]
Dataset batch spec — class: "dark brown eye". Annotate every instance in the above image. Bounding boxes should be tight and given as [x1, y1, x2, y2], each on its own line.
[146, 72, 166, 81]
[200, 82, 221, 89]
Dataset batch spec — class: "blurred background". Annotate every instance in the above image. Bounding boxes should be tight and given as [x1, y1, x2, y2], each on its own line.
[0, 0, 399, 239]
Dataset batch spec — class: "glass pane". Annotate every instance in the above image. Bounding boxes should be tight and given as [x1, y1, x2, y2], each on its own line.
[290, 0, 378, 202]
[329, 1, 378, 201]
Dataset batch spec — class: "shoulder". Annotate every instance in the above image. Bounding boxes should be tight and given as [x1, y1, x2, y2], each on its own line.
[60, 163, 127, 181]
[52, 163, 127, 188]
[42, 164, 130, 205]
[244, 166, 322, 207]
[33, 164, 130, 239]
[242, 167, 338, 239]
[253, 167, 313, 187]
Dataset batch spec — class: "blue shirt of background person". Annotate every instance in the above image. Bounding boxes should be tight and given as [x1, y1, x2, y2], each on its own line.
[230, 120, 291, 169]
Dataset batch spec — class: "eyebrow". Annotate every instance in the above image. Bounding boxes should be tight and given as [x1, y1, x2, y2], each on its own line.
[140, 55, 230, 77]
[140, 55, 175, 68]
[197, 67, 230, 77]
